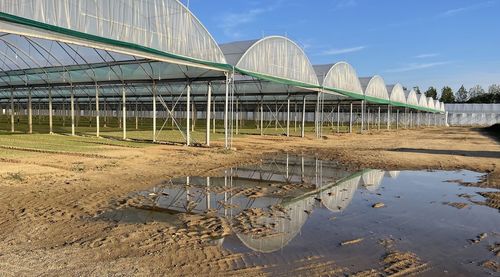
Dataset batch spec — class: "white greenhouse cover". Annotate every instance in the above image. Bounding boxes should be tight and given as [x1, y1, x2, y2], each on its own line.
[388, 84, 406, 105]
[406, 89, 419, 106]
[0, 0, 227, 66]
[224, 36, 319, 87]
[315, 62, 363, 97]
[427, 97, 435, 110]
[417, 94, 428, 108]
[360, 76, 389, 101]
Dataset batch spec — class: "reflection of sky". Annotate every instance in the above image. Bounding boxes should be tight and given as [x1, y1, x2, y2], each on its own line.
[134, 155, 393, 253]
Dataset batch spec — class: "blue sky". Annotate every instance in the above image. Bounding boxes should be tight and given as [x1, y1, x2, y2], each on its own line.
[187, 0, 500, 93]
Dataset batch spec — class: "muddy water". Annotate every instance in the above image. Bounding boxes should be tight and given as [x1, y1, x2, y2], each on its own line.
[106, 155, 500, 276]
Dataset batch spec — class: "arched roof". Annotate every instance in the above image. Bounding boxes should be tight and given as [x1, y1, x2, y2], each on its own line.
[320, 176, 360, 212]
[0, 0, 227, 67]
[434, 100, 440, 111]
[220, 36, 319, 87]
[360, 76, 390, 103]
[385, 171, 400, 178]
[314, 62, 363, 98]
[388, 84, 406, 105]
[427, 97, 435, 110]
[417, 94, 428, 108]
[406, 89, 419, 106]
[360, 170, 385, 192]
[236, 196, 315, 253]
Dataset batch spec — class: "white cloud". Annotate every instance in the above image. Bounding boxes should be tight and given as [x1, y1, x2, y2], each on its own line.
[321, 46, 366, 55]
[218, 2, 282, 39]
[415, 53, 439, 59]
[438, 1, 496, 17]
[385, 61, 451, 73]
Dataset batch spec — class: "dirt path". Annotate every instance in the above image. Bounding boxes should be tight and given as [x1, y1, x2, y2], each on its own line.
[0, 127, 498, 276]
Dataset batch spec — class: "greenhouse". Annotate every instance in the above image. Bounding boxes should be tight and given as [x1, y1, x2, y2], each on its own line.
[0, 0, 446, 149]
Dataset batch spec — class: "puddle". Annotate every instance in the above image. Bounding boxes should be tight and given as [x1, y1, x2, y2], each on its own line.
[103, 155, 500, 276]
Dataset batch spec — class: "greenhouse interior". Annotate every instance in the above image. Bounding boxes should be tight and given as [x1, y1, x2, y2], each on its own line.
[0, 0, 446, 149]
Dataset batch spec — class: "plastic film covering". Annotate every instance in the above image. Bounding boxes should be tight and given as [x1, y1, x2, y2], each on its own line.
[434, 100, 441, 112]
[320, 176, 360, 212]
[427, 97, 435, 110]
[388, 83, 406, 106]
[441, 102, 445, 112]
[233, 36, 319, 87]
[445, 104, 499, 126]
[315, 62, 363, 99]
[360, 76, 389, 103]
[406, 89, 418, 107]
[0, 0, 226, 65]
[360, 170, 385, 192]
[236, 195, 315, 253]
[417, 94, 428, 109]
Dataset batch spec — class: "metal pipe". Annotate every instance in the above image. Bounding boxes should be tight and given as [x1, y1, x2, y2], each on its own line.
[206, 82, 212, 146]
[71, 87, 75, 136]
[152, 82, 157, 142]
[122, 86, 126, 140]
[186, 83, 191, 146]
[49, 88, 53, 134]
[95, 85, 100, 137]
[301, 96, 306, 138]
[286, 96, 290, 137]
[28, 88, 32, 134]
[349, 102, 353, 133]
[10, 89, 14, 133]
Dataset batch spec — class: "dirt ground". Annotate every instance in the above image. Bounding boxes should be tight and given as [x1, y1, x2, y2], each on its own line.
[0, 127, 498, 276]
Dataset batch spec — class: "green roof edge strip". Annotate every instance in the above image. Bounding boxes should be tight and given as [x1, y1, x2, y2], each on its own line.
[235, 67, 322, 90]
[324, 87, 364, 100]
[0, 12, 233, 72]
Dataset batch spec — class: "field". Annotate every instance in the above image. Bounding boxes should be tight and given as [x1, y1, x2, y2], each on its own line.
[0, 120, 498, 276]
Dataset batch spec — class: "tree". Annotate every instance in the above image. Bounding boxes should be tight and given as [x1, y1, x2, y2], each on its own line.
[440, 86, 455, 103]
[488, 84, 500, 95]
[424, 86, 437, 100]
[413, 86, 421, 94]
[468, 85, 485, 99]
[455, 85, 468, 102]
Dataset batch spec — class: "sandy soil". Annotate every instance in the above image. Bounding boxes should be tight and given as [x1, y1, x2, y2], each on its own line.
[0, 127, 499, 276]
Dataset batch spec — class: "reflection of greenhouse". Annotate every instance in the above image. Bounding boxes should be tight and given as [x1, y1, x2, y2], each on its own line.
[134, 156, 398, 253]
[0, 0, 445, 147]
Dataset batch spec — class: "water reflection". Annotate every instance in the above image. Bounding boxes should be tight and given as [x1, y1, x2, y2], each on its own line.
[127, 154, 399, 253]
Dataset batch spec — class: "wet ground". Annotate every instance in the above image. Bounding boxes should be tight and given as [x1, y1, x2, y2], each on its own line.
[103, 155, 500, 276]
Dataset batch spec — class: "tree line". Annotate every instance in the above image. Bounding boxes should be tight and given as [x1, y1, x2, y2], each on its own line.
[412, 84, 500, 104]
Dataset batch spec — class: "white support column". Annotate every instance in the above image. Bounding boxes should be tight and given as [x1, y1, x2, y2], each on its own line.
[386, 105, 390, 130]
[224, 74, 230, 149]
[235, 97, 239, 135]
[315, 93, 320, 138]
[95, 85, 100, 137]
[103, 98, 107, 128]
[186, 83, 191, 146]
[337, 102, 340, 133]
[378, 106, 381, 130]
[122, 86, 127, 140]
[286, 96, 290, 137]
[360, 100, 364, 133]
[206, 82, 212, 146]
[213, 97, 216, 134]
[152, 82, 157, 142]
[70, 87, 75, 136]
[10, 89, 14, 133]
[349, 102, 353, 133]
[260, 97, 264, 136]
[301, 96, 306, 138]
[396, 109, 399, 130]
[135, 99, 138, 130]
[49, 88, 53, 134]
[206, 177, 211, 210]
[28, 88, 32, 134]
[294, 101, 297, 132]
